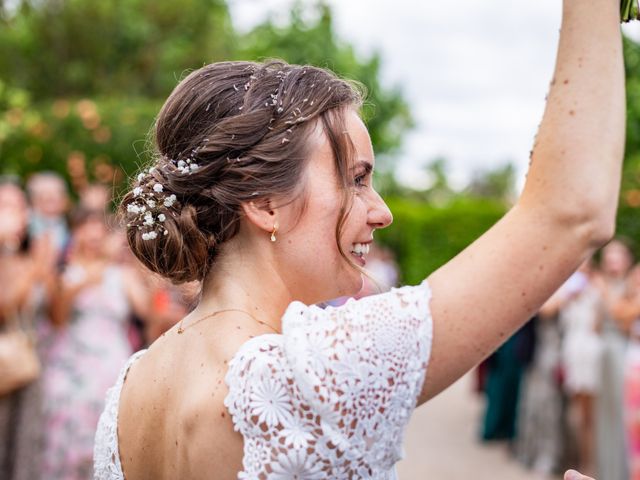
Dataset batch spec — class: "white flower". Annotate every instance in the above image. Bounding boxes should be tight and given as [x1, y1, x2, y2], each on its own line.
[133, 187, 143, 197]
[127, 204, 141, 214]
[189, 163, 199, 172]
[137, 173, 145, 182]
[164, 194, 176, 207]
[302, 328, 335, 377]
[248, 378, 292, 427]
[141, 231, 157, 241]
[177, 160, 186, 169]
[158, 213, 166, 222]
[270, 450, 324, 480]
[280, 418, 314, 449]
[148, 166, 156, 173]
[143, 212, 154, 226]
[146, 199, 156, 208]
[153, 183, 163, 193]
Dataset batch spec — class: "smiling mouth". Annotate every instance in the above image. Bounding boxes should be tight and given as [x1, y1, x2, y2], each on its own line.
[350, 242, 370, 259]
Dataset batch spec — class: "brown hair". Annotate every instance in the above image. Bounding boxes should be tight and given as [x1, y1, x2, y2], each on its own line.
[121, 60, 364, 283]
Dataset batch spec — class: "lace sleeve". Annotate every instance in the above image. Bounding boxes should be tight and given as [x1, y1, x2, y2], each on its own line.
[93, 350, 147, 480]
[224, 281, 432, 478]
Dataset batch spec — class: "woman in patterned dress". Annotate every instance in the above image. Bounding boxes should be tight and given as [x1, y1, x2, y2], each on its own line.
[95, 1, 622, 478]
[0, 179, 57, 480]
[40, 209, 149, 479]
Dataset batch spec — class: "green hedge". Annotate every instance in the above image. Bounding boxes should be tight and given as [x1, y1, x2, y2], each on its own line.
[376, 196, 507, 285]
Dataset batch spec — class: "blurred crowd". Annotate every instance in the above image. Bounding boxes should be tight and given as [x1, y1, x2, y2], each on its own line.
[478, 239, 640, 480]
[0, 172, 198, 480]
[0, 170, 401, 480]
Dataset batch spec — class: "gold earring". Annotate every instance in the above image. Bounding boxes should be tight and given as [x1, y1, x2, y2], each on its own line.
[270, 223, 278, 242]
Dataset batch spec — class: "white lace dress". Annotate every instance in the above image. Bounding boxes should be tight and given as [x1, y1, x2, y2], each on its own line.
[94, 281, 433, 479]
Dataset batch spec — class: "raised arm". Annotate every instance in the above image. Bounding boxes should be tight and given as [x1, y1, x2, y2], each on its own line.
[421, 0, 625, 402]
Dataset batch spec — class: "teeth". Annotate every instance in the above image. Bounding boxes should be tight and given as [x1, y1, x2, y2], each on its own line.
[351, 243, 370, 256]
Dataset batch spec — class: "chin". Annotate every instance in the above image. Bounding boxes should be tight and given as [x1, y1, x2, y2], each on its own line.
[333, 272, 364, 299]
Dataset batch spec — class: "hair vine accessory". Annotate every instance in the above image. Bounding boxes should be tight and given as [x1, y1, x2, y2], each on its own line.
[126, 167, 177, 241]
[270, 222, 278, 242]
[170, 145, 202, 175]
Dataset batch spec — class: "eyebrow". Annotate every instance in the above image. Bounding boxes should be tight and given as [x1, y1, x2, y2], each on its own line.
[352, 160, 374, 174]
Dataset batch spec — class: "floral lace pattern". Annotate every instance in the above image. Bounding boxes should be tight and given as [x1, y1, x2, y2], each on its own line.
[93, 350, 147, 480]
[225, 281, 432, 479]
[93, 281, 432, 479]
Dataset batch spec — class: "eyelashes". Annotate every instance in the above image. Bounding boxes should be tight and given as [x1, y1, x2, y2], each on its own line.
[354, 171, 371, 188]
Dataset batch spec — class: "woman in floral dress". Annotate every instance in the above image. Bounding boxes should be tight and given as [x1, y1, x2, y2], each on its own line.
[41, 209, 148, 479]
[0, 179, 57, 480]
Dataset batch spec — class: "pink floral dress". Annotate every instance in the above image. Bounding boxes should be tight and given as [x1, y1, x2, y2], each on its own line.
[625, 320, 640, 480]
[41, 265, 132, 480]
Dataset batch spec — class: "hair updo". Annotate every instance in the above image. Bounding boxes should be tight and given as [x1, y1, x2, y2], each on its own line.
[121, 60, 364, 283]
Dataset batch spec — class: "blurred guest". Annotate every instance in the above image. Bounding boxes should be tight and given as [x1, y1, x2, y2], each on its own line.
[365, 244, 399, 291]
[612, 264, 640, 480]
[515, 294, 564, 475]
[480, 324, 530, 442]
[0, 179, 57, 480]
[41, 208, 149, 480]
[627, 319, 640, 480]
[558, 262, 602, 477]
[26, 172, 70, 257]
[594, 238, 633, 480]
[78, 183, 111, 212]
[146, 279, 199, 344]
[353, 243, 399, 298]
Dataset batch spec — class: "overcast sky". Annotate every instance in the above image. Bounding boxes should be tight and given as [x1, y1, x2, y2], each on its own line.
[229, 0, 640, 190]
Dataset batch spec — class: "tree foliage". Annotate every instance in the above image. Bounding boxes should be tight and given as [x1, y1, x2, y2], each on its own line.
[0, 0, 412, 190]
[0, 0, 235, 99]
[236, 2, 413, 158]
[615, 35, 640, 257]
[6, 0, 640, 279]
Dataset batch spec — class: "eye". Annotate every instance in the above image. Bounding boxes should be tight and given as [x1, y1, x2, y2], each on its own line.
[354, 172, 368, 188]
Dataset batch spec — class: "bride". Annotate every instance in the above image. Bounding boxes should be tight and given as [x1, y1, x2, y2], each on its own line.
[94, 0, 623, 478]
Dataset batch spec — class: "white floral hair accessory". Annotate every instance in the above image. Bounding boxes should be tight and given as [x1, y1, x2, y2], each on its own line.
[126, 166, 176, 241]
[172, 146, 201, 174]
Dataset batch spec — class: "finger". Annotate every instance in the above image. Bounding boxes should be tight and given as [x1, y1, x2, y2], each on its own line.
[564, 469, 595, 480]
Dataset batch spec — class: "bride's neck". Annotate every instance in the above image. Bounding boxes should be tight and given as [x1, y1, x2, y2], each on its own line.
[195, 236, 293, 330]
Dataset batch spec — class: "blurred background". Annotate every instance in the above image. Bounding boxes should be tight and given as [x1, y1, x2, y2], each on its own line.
[4, 0, 640, 478]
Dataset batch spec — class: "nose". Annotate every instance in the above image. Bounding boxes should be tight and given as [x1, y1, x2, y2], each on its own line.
[368, 189, 393, 230]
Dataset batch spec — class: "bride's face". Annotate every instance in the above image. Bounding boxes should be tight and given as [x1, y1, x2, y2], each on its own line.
[276, 109, 393, 303]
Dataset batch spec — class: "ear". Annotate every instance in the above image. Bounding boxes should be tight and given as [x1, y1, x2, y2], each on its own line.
[241, 199, 276, 234]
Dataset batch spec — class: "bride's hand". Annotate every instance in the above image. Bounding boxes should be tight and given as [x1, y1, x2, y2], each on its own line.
[564, 469, 595, 480]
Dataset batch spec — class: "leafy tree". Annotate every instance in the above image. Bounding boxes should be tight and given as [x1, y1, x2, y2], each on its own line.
[236, 1, 413, 159]
[613, 35, 640, 257]
[0, 0, 235, 99]
[0, 0, 412, 185]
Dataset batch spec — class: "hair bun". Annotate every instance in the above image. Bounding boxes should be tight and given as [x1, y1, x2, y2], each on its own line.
[124, 183, 211, 283]
[127, 205, 210, 283]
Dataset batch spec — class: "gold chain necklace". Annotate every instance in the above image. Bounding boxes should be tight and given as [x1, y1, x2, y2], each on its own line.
[177, 308, 280, 335]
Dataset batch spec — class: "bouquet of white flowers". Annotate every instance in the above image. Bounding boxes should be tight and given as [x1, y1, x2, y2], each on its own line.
[622, 0, 640, 22]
